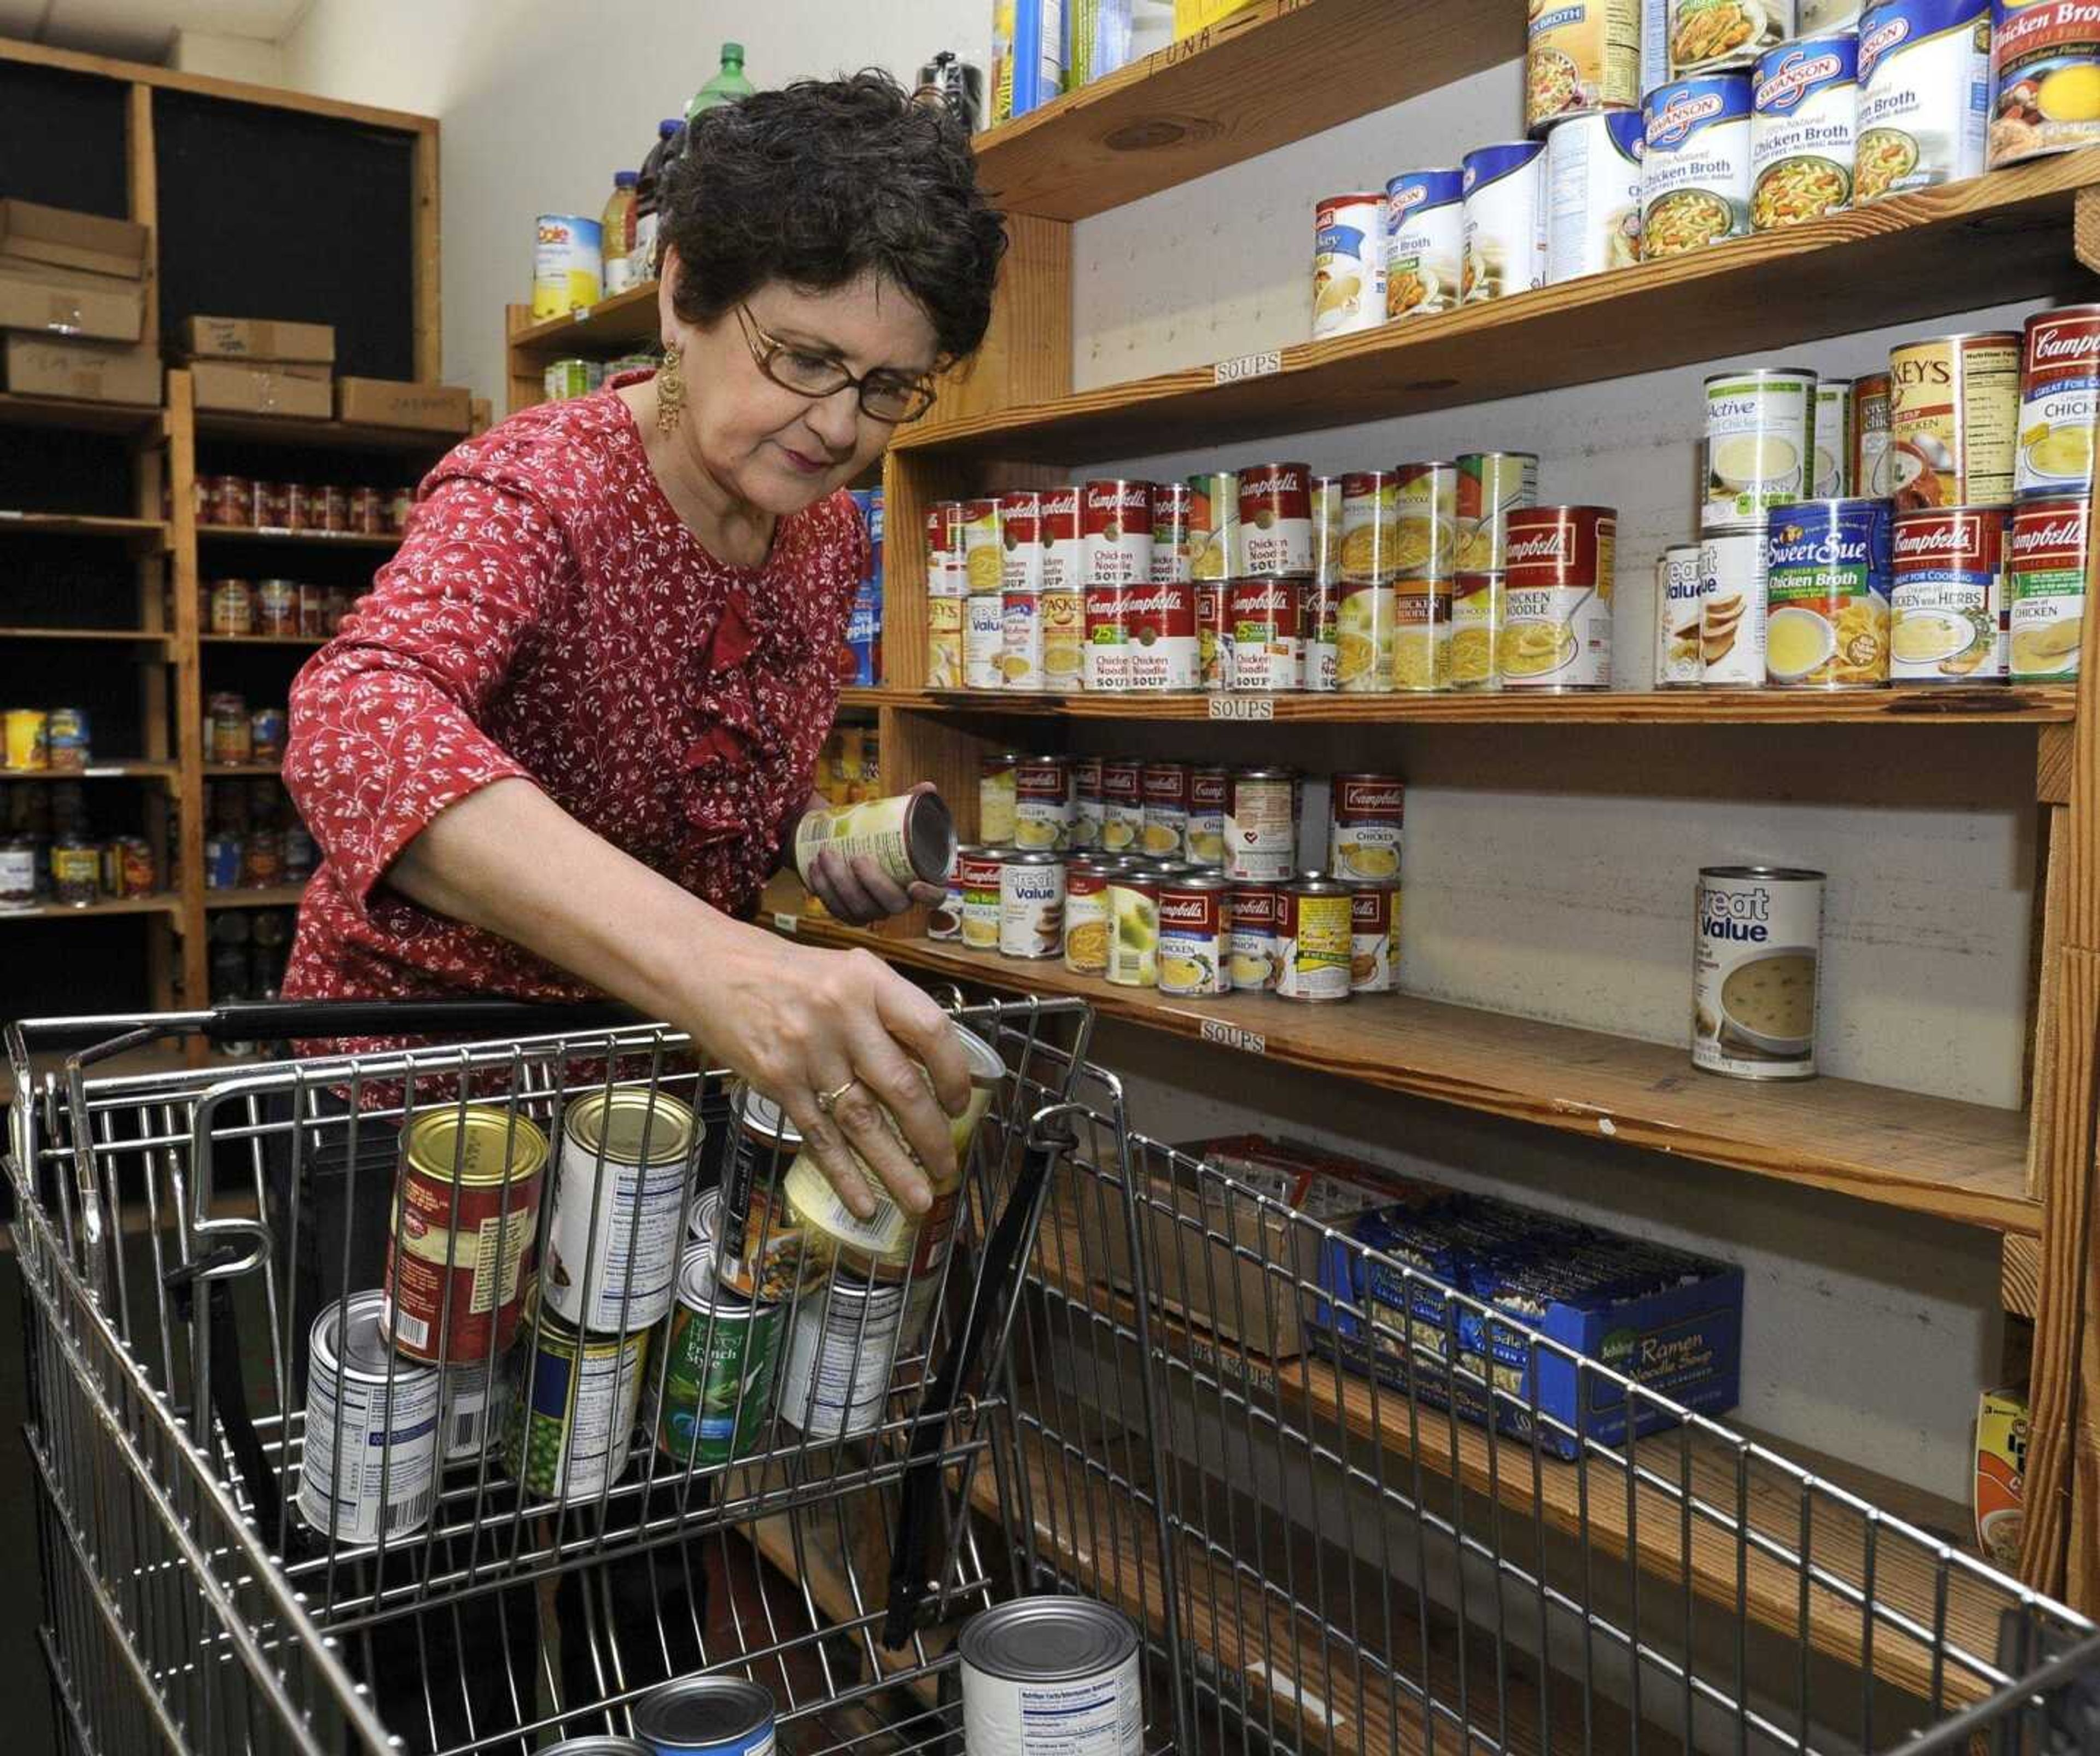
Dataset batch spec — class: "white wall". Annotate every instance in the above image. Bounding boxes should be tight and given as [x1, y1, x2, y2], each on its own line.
[169, 26, 286, 84]
[267, 17, 2020, 1502]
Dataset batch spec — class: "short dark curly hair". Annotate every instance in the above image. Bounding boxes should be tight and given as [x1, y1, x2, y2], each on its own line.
[660, 71, 1006, 366]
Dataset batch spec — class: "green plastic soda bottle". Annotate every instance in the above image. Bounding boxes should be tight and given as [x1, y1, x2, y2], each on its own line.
[686, 42, 755, 121]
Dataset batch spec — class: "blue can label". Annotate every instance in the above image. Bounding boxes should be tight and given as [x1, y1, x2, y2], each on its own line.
[1763, 499, 1894, 687]
[1642, 76, 1753, 254]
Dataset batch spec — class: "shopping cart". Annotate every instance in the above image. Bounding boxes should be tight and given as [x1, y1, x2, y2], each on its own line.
[9, 995, 2100, 1756]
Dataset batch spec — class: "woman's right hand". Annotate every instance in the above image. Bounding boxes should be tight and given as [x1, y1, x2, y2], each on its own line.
[695, 924, 975, 1222]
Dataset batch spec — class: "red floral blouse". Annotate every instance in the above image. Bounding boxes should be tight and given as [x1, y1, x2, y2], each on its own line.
[280, 380, 864, 1058]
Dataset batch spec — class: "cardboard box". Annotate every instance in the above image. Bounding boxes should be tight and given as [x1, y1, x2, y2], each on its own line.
[335, 376, 472, 433]
[0, 199, 149, 280]
[0, 265, 144, 343]
[4, 335, 160, 405]
[179, 314, 336, 365]
[189, 359, 332, 419]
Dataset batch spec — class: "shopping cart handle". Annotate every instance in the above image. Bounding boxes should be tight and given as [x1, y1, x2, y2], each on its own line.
[199, 997, 648, 1043]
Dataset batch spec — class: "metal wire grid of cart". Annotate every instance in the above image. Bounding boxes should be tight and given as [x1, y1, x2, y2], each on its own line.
[9, 996, 2100, 1755]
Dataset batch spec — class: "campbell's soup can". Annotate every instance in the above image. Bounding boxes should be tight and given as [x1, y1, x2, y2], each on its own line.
[1856, 0, 1992, 201]
[1762, 497, 1893, 687]
[1278, 876, 1354, 1003]
[979, 751, 1020, 845]
[1151, 482, 1194, 584]
[1340, 471, 1401, 582]
[1070, 753, 1104, 850]
[2016, 305, 2100, 499]
[1014, 755, 1075, 850]
[1395, 461, 1460, 579]
[1670, 0, 1792, 73]
[1188, 471, 1240, 580]
[1304, 575, 1342, 691]
[1385, 168, 1463, 318]
[1227, 576, 1306, 690]
[1889, 330, 2020, 509]
[965, 593, 1006, 689]
[1854, 370, 1894, 497]
[959, 846, 1006, 950]
[1311, 475, 1343, 584]
[1001, 588, 1046, 690]
[1187, 766, 1229, 866]
[1750, 32, 1860, 231]
[1228, 882, 1281, 989]
[1042, 586, 1085, 690]
[1501, 506, 1617, 690]
[1197, 579, 1230, 688]
[1350, 880, 1402, 994]
[1084, 584, 1129, 691]
[1461, 140, 1548, 303]
[1457, 451, 1541, 570]
[1125, 579, 1199, 690]
[1064, 855, 1119, 975]
[1526, 0, 1641, 133]
[1891, 505, 2008, 680]
[1081, 479, 1154, 586]
[1392, 577, 1455, 692]
[1641, 74, 1754, 255]
[1701, 524, 1771, 684]
[2008, 495, 2089, 680]
[1106, 866, 1162, 988]
[1329, 774, 1404, 882]
[1312, 191, 1386, 339]
[1100, 759, 1145, 854]
[1657, 543, 1708, 684]
[1227, 767, 1298, 881]
[1140, 760, 1192, 859]
[1991, 0, 2100, 167]
[1036, 485, 1081, 594]
[1450, 571, 1503, 690]
[1239, 463, 1315, 576]
[1157, 876, 1232, 997]
[958, 498, 1001, 594]
[998, 490, 1046, 594]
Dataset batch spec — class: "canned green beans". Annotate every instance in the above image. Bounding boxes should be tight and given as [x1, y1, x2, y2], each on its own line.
[654, 1244, 783, 1467]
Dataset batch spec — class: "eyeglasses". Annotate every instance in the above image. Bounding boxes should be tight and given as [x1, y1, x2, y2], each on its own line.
[735, 304, 939, 424]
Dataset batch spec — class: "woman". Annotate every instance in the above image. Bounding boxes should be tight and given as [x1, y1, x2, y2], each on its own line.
[283, 72, 1006, 1223]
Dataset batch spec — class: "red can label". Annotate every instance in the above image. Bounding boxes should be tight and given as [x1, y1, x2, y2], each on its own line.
[1504, 506, 1614, 588]
[2017, 305, 2100, 498]
[1042, 485, 1082, 592]
[1123, 579, 1199, 689]
[1190, 766, 1228, 811]
[1238, 462, 1314, 576]
[1081, 479, 1154, 587]
[1227, 576, 1306, 691]
[1891, 506, 2006, 683]
[1141, 761, 1192, 810]
[384, 1147, 545, 1364]
[1150, 482, 1193, 584]
[999, 489, 1045, 594]
[2009, 497, 2088, 570]
[1084, 583, 1129, 690]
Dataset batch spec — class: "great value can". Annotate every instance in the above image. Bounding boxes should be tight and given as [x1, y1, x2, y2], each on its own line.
[1451, 571, 1504, 689]
[1384, 169, 1464, 318]
[1150, 482, 1193, 584]
[958, 498, 1002, 594]
[1042, 485, 1082, 591]
[1856, 0, 1992, 200]
[1763, 497, 1894, 686]
[1227, 767, 1298, 881]
[1278, 875, 1354, 1003]
[780, 1268, 907, 1442]
[2008, 495, 2089, 679]
[544, 1088, 701, 1333]
[1228, 882, 1281, 988]
[1312, 191, 1387, 339]
[383, 1105, 548, 1364]
[1701, 524, 1771, 681]
[1670, 0, 1792, 72]
[1157, 876, 1232, 997]
[1140, 760, 1191, 857]
[1815, 379, 1857, 495]
[1528, 0, 1643, 132]
[2016, 305, 2100, 499]
[654, 1244, 782, 1467]
[1642, 74, 1754, 255]
[794, 791, 956, 891]
[1351, 880, 1401, 994]
[1990, 0, 2100, 166]
[1500, 506, 1618, 689]
[1081, 479, 1154, 587]
[1694, 865, 1824, 1079]
[1100, 759, 1145, 854]
[979, 751, 1020, 845]
[1855, 370, 1895, 495]
[965, 594, 1006, 689]
[1329, 774, 1404, 881]
[632, 1676, 778, 1756]
[1337, 575, 1397, 691]
[1124, 580, 1199, 689]
[999, 848, 1065, 958]
[961, 1600, 1142, 1756]
[1071, 753, 1104, 849]
[1751, 32, 1860, 228]
[1891, 505, 2008, 680]
[1239, 463, 1315, 576]
[532, 214, 602, 319]
[1227, 576, 1306, 690]
[1064, 855, 1119, 974]
[1705, 366, 1818, 528]
[959, 845, 1005, 950]
[298, 1291, 439, 1543]
[503, 1288, 648, 1503]
[1889, 329, 2020, 508]
[1546, 109, 1647, 282]
[1392, 577, 1455, 691]
[1188, 470, 1240, 580]
[999, 489, 1047, 594]
[1457, 451, 1541, 570]
[1106, 865, 1162, 987]
[1461, 141, 1548, 303]
[1014, 755, 1075, 850]
[1187, 766, 1229, 866]
[1656, 543, 1709, 683]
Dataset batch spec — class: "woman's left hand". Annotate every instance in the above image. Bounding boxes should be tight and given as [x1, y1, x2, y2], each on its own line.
[800, 779, 946, 925]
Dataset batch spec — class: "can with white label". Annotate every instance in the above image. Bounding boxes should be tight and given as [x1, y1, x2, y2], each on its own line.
[1704, 366, 1818, 529]
[780, 1268, 906, 1442]
[1856, 0, 1991, 202]
[1226, 767, 1298, 881]
[1071, 753, 1104, 850]
[1106, 865, 1162, 988]
[1238, 464, 1315, 577]
[1064, 855, 1122, 976]
[1462, 141, 1548, 304]
[1547, 109, 1647, 282]
[1500, 506, 1617, 691]
[961, 1599, 1144, 1756]
[1693, 865, 1824, 1080]
[1228, 882, 1281, 990]
[1384, 168, 1463, 318]
[1751, 31, 1860, 230]
[1187, 766, 1229, 867]
[1656, 543, 1707, 685]
[794, 790, 956, 892]
[1642, 74, 1754, 256]
[1014, 756, 1075, 852]
[1891, 505, 2006, 681]
[1081, 479, 1154, 587]
[1701, 524, 1770, 684]
[965, 594, 1006, 690]
[1312, 191, 1385, 339]
[1328, 774, 1404, 882]
[999, 848, 1065, 959]
[2016, 305, 2100, 500]
[1814, 379, 1856, 497]
[298, 1291, 439, 1543]
[543, 1087, 701, 1333]
[979, 752, 1020, 847]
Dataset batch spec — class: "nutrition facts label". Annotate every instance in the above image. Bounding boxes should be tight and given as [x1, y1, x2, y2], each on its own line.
[966, 1659, 1143, 1756]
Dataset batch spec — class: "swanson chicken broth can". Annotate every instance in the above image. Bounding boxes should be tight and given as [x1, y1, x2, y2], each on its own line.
[1657, 542, 1710, 682]
[1351, 880, 1402, 994]
[2017, 305, 2100, 500]
[1891, 505, 2008, 679]
[965, 594, 1006, 689]
[1081, 478, 1154, 588]
[1239, 463, 1315, 577]
[1761, 497, 1894, 686]
[1157, 876, 1232, 997]
[1855, 0, 1992, 201]
[1450, 571, 1505, 689]
[1187, 765, 1229, 866]
[1063, 855, 1119, 975]
[1070, 753, 1104, 849]
[1546, 109, 1648, 282]
[1705, 366, 1818, 527]
[998, 490, 1047, 594]
[1701, 524, 1771, 681]
[1228, 576, 1308, 690]
[1124, 579, 1200, 690]
[1855, 370, 1895, 495]
[1671, 0, 1793, 72]
[1990, 0, 2100, 167]
[1329, 774, 1404, 882]
[1385, 170, 1464, 318]
[1752, 32, 1860, 233]
[2008, 494, 2090, 679]
[1014, 755, 1075, 850]
[1227, 767, 1298, 881]
[1815, 378, 1857, 495]
[1461, 141, 1548, 304]
[1099, 759, 1145, 854]
[1457, 451, 1541, 570]
[1312, 192, 1387, 339]
[1527, 0, 1644, 133]
[1278, 876, 1354, 1003]
[1642, 74, 1755, 255]
[1889, 329, 2020, 508]
[999, 848, 1066, 959]
[959, 845, 1006, 949]
[1140, 760, 1192, 858]
[1500, 507, 1618, 689]
[1693, 865, 1824, 1079]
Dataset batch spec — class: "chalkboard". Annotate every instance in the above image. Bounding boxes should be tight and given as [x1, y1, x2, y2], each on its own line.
[0, 61, 130, 218]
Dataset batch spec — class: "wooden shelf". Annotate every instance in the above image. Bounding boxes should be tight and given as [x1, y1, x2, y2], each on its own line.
[0, 626, 171, 651]
[203, 761, 284, 778]
[972, 0, 1520, 223]
[196, 523, 401, 550]
[194, 409, 461, 452]
[507, 281, 660, 362]
[2, 892, 180, 922]
[898, 153, 2100, 463]
[203, 883, 305, 909]
[0, 760, 177, 783]
[0, 392, 162, 436]
[865, 684, 2078, 727]
[0, 511, 169, 547]
[200, 633, 329, 648]
[763, 878, 2037, 1234]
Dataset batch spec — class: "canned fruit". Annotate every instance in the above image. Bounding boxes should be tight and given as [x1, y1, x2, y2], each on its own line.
[532, 214, 602, 319]
[1991, 0, 2100, 166]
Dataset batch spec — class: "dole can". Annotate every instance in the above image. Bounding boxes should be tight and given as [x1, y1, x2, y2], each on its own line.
[1229, 882, 1282, 989]
[1100, 759, 1145, 854]
[1545, 108, 1647, 283]
[1227, 767, 1298, 881]
[1855, 370, 1895, 497]
[1642, 74, 1754, 255]
[1501, 506, 1617, 689]
[1227, 576, 1306, 690]
[1656, 542, 1708, 684]
[1384, 168, 1463, 318]
[1151, 481, 1194, 584]
[1124, 579, 1199, 689]
[1694, 865, 1824, 1080]
[1451, 571, 1504, 690]
[2008, 495, 2089, 680]
[999, 848, 1066, 959]
[2016, 304, 2100, 499]
[998, 489, 1046, 594]
[1239, 463, 1315, 576]
[1990, 0, 2100, 167]
[1329, 774, 1404, 882]
[1350, 880, 1401, 995]
[1312, 191, 1387, 339]
[1762, 498, 1894, 686]
[1702, 525, 1771, 683]
[1751, 32, 1860, 230]
[1856, 0, 1992, 201]
[1461, 140, 1548, 303]
[1278, 876, 1354, 1003]
[959, 846, 1005, 949]
[1457, 451, 1541, 570]
[1187, 766, 1229, 866]
[1084, 584, 1129, 691]
[1081, 478, 1154, 586]
[1070, 752, 1104, 849]
[1064, 855, 1120, 975]
[1140, 760, 1192, 858]
[1157, 876, 1232, 997]
[965, 594, 1005, 689]
[1891, 505, 2008, 680]
[531, 214, 602, 318]
[1014, 755, 1075, 850]
[1889, 330, 2020, 509]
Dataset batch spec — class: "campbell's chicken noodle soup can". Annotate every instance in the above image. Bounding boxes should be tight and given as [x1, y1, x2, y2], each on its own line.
[1456, 451, 1541, 570]
[1527, 0, 1642, 133]
[1395, 461, 1461, 579]
[1197, 579, 1230, 688]
[998, 490, 1046, 594]
[1385, 168, 1463, 318]
[1304, 576, 1342, 691]
[1701, 524, 1771, 683]
[1751, 32, 1860, 231]
[1083, 584, 1129, 690]
[1392, 577, 1456, 692]
[1141, 760, 1193, 858]
[1856, 0, 1992, 200]
[1854, 370, 1894, 497]
[1040, 485, 1082, 591]
[1070, 752, 1104, 849]
[1462, 140, 1548, 303]
[1041, 585, 1084, 690]
[1151, 482, 1194, 583]
[1100, 758, 1145, 854]
[1991, 0, 2100, 166]
[1081, 478, 1153, 589]
[1657, 543, 1708, 684]
[1671, 0, 1792, 72]
[1188, 471, 1240, 580]
[1337, 576, 1397, 691]
[965, 593, 1006, 689]
[2017, 305, 2100, 500]
[1501, 506, 1617, 690]
[1351, 881, 1401, 994]
[1238, 463, 1315, 576]
[926, 596, 964, 687]
[1228, 576, 1306, 690]
[1891, 505, 2008, 680]
[1187, 765, 1229, 866]
[1014, 754, 1075, 850]
[1278, 875, 1354, 1003]
[1450, 571, 1504, 689]
[1889, 330, 2020, 509]
[1815, 380, 1857, 496]
[1312, 191, 1387, 339]
[1340, 471, 1401, 582]
[1001, 588, 1046, 689]
[1157, 876, 1232, 997]
[1227, 766, 1298, 881]
[1762, 498, 1893, 687]
[1125, 579, 1199, 690]
[1228, 882, 1282, 988]
[1329, 774, 1404, 882]
[1063, 855, 1119, 973]
[2008, 495, 2089, 680]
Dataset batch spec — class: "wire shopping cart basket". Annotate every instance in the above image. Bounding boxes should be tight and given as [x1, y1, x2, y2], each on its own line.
[9, 994, 2100, 1756]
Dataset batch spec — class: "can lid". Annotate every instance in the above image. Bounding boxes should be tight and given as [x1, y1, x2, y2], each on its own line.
[952, 1020, 1006, 1090]
[314, 1290, 405, 1380]
[406, 1104, 550, 1187]
[1001, 848, 1065, 866]
[532, 1739, 651, 1755]
[735, 1080, 801, 1147]
[960, 1597, 1140, 1683]
[693, 1185, 721, 1244]
[1703, 366, 1818, 386]
[631, 1676, 775, 1748]
[1162, 874, 1230, 892]
[904, 790, 958, 884]
[564, 1087, 698, 1166]
[1289, 874, 1352, 895]
[1700, 865, 1826, 882]
[1232, 765, 1297, 779]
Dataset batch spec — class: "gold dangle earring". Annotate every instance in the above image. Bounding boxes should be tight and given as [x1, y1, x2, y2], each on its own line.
[656, 342, 686, 437]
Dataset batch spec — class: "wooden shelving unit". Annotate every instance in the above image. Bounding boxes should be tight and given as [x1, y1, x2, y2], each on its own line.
[5, 892, 180, 921]
[0, 510, 168, 547]
[0, 392, 161, 435]
[0, 759, 178, 783]
[203, 883, 306, 909]
[195, 524, 403, 550]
